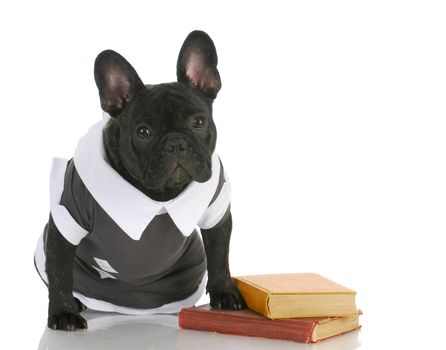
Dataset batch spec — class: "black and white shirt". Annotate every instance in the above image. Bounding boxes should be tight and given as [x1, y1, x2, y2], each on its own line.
[35, 114, 231, 315]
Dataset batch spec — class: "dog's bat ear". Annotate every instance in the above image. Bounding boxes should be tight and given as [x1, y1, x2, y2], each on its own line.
[176, 30, 221, 99]
[94, 50, 144, 117]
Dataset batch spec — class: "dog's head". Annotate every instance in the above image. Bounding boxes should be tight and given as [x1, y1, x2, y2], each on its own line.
[95, 31, 221, 201]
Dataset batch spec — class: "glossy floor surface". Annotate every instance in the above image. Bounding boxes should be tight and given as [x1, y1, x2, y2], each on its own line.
[37, 310, 362, 350]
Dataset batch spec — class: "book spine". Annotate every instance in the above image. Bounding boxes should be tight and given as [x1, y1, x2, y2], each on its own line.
[232, 278, 271, 318]
[179, 309, 315, 343]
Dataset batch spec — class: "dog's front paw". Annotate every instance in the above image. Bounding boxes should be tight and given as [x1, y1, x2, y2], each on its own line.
[208, 282, 246, 310]
[48, 312, 88, 331]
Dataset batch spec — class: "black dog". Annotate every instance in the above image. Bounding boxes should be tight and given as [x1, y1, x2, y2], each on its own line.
[34, 30, 245, 331]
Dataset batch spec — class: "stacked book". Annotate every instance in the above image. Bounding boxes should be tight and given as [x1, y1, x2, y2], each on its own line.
[179, 273, 361, 343]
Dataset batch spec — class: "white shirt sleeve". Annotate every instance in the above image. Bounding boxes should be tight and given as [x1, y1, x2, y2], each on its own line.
[198, 171, 231, 229]
[49, 157, 89, 245]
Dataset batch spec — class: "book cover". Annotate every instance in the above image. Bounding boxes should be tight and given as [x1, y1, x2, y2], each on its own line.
[179, 305, 361, 344]
[232, 273, 357, 319]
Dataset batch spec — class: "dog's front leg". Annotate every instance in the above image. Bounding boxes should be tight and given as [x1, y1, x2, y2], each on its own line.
[45, 215, 87, 331]
[200, 212, 245, 310]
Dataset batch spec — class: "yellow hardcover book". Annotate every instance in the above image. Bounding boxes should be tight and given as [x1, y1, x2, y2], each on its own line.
[233, 273, 357, 319]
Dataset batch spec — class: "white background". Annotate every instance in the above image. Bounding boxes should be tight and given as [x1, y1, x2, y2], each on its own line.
[1, 1, 445, 349]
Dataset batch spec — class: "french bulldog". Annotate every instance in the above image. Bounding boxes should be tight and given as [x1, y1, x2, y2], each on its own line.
[35, 30, 245, 331]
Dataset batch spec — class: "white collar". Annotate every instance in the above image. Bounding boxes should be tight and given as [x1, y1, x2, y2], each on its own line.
[73, 113, 220, 240]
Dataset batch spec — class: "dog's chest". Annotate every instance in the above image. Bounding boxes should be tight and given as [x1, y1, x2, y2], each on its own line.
[75, 211, 195, 281]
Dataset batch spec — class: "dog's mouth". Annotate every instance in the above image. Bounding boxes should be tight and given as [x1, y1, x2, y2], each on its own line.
[144, 147, 212, 186]
[165, 165, 192, 187]
[121, 152, 213, 201]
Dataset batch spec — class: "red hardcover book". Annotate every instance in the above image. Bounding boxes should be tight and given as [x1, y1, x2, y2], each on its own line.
[179, 305, 361, 344]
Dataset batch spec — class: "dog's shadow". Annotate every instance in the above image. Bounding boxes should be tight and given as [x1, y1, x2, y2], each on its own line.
[38, 310, 361, 350]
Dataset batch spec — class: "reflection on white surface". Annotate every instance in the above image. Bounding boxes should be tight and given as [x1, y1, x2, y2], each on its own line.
[38, 310, 361, 350]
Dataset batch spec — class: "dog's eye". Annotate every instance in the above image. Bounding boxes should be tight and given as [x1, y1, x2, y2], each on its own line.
[136, 126, 151, 139]
[192, 116, 206, 130]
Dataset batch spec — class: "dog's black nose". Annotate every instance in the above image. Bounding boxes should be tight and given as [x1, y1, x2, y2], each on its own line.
[165, 137, 188, 153]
